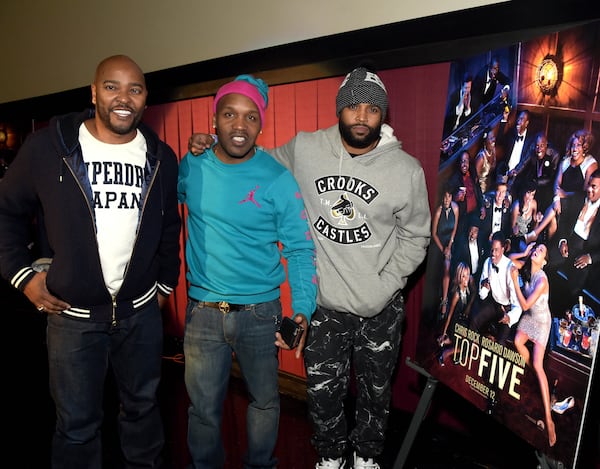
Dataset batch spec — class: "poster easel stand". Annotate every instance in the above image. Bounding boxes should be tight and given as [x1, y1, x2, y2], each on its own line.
[392, 357, 438, 469]
[392, 358, 563, 469]
[535, 450, 565, 469]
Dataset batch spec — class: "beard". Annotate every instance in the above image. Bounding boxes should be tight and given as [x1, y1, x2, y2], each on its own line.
[338, 121, 381, 149]
[96, 105, 142, 136]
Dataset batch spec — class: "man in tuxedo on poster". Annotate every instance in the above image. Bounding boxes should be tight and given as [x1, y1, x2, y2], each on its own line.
[552, 169, 600, 303]
[497, 110, 535, 195]
[479, 178, 512, 254]
[443, 73, 477, 138]
[510, 132, 561, 214]
[472, 57, 510, 108]
[470, 231, 522, 345]
[453, 214, 486, 285]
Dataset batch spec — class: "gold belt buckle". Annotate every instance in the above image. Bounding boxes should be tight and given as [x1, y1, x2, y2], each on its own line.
[218, 301, 231, 314]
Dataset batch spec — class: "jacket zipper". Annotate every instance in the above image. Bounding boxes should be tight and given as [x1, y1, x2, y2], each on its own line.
[111, 295, 117, 327]
[121, 160, 161, 284]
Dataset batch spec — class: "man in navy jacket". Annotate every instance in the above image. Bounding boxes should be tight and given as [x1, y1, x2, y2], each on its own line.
[0, 55, 180, 468]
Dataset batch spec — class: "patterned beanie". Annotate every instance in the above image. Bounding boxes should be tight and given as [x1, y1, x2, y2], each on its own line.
[335, 67, 388, 119]
[214, 74, 269, 125]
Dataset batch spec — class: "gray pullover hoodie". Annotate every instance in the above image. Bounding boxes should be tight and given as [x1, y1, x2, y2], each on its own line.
[270, 123, 431, 317]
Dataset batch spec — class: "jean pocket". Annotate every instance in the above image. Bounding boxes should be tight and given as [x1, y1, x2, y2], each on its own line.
[251, 299, 282, 323]
[185, 298, 200, 323]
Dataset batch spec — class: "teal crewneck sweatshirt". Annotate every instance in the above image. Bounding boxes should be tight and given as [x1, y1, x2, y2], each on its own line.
[178, 147, 316, 320]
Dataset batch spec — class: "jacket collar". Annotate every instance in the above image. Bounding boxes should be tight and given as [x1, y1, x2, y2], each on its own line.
[51, 109, 161, 159]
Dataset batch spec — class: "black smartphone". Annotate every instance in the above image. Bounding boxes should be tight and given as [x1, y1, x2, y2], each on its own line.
[279, 316, 304, 349]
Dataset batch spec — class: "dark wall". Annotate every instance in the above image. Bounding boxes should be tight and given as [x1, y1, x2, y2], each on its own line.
[1, 1, 599, 128]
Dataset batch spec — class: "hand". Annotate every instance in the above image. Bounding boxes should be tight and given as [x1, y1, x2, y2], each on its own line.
[157, 293, 168, 310]
[524, 242, 535, 255]
[498, 313, 510, 325]
[23, 271, 71, 314]
[574, 253, 591, 270]
[275, 314, 309, 359]
[437, 334, 450, 347]
[553, 198, 562, 215]
[536, 211, 544, 223]
[510, 265, 519, 279]
[462, 90, 471, 108]
[188, 133, 215, 156]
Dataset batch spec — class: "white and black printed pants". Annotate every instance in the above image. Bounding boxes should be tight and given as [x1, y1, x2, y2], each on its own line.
[303, 294, 405, 459]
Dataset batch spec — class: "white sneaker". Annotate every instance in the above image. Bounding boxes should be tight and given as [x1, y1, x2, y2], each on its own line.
[315, 457, 346, 469]
[353, 453, 380, 469]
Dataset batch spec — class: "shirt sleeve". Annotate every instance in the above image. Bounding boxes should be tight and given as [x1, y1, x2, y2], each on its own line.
[506, 261, 523, 326]
[479, 259, 490, 300]
[379, 164, 431, 291]
[272, 170, 317, 321]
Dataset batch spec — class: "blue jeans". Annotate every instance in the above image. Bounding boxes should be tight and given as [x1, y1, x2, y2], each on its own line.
[184, 299, 281, 469]
[47, 301, 164, 469]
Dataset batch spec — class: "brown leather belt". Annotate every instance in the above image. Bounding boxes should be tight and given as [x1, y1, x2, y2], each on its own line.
[198, 301, 246, 314]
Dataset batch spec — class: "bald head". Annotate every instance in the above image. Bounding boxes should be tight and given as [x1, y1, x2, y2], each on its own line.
[89, 55, 148, 143]
[94, 55, 145, 85]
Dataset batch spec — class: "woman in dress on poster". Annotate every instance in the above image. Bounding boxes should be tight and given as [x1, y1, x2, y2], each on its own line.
[510, 180, 539, 253]
[431, 185, 459, 315]
[436, 262, 475, 365]
[509, 243, 556, 447]
[475, 129, 498, 195]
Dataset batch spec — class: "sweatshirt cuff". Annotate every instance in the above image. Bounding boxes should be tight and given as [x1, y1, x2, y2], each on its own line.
[157, 282, 174, 297]
[293, 307, 314, 323]
[11, 266, 36, 291]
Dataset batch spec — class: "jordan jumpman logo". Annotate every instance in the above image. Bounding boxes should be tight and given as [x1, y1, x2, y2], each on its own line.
[240, 186, 261, 208]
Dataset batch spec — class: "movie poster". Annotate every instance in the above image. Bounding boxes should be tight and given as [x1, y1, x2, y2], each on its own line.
[415, 21, 600, 468]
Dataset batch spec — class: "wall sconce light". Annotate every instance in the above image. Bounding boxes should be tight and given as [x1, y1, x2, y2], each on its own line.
[0, 128, 7, 145]
[536, 54, 562, 96]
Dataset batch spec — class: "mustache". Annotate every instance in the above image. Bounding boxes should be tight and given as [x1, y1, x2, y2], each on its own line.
[111, 105, 136, 113]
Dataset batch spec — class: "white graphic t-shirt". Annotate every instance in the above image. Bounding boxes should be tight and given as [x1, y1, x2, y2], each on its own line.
[79, 123, 147, 295]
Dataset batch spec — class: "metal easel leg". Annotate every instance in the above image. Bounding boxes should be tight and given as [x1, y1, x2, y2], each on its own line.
[393, 357, 439, 469]
[535, 450, 565, 469]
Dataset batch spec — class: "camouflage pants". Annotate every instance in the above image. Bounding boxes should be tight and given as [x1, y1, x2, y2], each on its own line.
[304, 294, 405, 459]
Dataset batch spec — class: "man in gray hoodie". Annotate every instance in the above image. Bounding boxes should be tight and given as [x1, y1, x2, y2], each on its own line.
[188, 67, 431, 469]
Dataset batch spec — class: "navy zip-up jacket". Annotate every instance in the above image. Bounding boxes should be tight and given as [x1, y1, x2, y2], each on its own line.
[0, 110, 181, 322]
